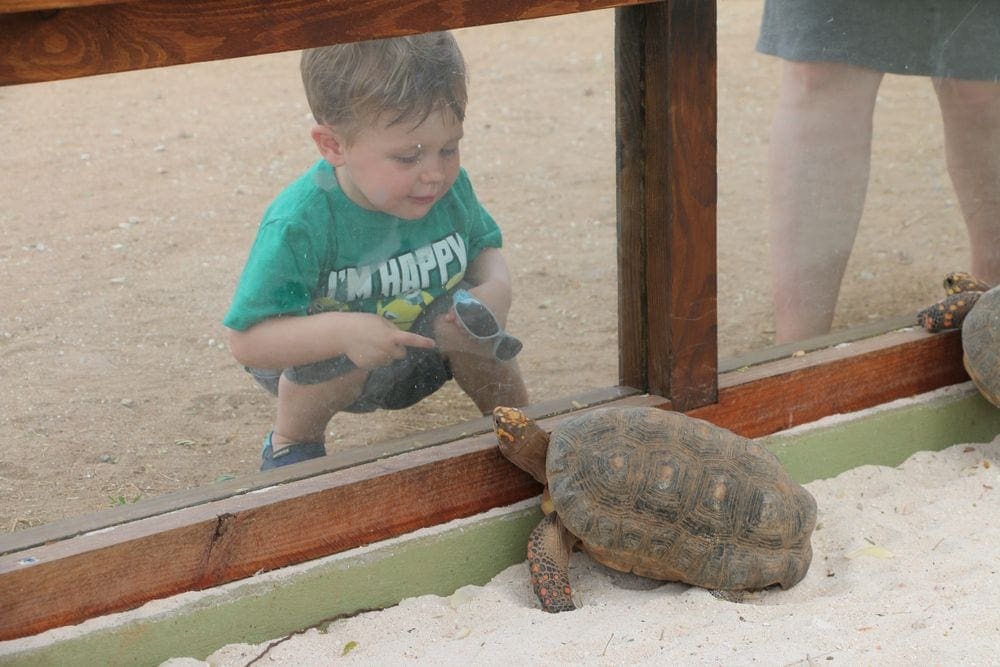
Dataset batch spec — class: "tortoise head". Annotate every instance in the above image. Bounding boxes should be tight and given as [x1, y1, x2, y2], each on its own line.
[944, 272, 991, 295]
[493, 407, 550, 484]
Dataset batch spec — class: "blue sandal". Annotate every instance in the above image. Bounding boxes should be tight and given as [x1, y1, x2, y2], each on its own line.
[260, 431, 327, 471]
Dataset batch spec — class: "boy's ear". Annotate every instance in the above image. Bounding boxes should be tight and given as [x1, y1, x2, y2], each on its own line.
[311, 125, 348, 166]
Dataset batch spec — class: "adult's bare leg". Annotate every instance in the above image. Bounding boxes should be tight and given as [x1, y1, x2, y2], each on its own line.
[933, 78, 1000, 284]
[768, 61, 884, 343]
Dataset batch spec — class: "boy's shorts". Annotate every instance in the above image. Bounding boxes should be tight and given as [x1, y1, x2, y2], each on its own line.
[245, 293, 453, 413]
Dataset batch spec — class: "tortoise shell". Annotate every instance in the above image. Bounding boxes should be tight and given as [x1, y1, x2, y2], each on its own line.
[961, 284, 1000, 407]
[545, 407, 817, 591]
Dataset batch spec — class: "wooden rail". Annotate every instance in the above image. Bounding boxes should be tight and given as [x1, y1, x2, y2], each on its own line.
[0, 328, 966, 640]
[0, 0, 659, 85]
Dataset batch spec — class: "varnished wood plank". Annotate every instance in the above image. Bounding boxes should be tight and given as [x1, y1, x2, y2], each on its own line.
[615, 2, 717, 410]
[0, 393, 665, 641]
[0, 0, 658, 85]
[718, 314, 916, 374]
[690, 329, 968, 437]
[665, 0, 719, 406]
[651, 0, 717, 410]
[0, 0, 134, 14]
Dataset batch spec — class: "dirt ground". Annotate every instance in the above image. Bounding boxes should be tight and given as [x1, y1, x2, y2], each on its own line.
[0, 3, 973, 532]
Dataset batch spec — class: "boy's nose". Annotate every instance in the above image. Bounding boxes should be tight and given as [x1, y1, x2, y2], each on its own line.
[419, 158, 445, 183]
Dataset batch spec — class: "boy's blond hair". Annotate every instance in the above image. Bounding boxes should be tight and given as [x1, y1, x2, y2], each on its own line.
[301, 32, 467, 142]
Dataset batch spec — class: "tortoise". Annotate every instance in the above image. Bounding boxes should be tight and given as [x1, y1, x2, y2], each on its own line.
[493, 406, 817, 613]
[917, 272, 999, 407]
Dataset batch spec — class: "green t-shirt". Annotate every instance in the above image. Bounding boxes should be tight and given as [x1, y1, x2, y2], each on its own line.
[224, 161, 502, 332]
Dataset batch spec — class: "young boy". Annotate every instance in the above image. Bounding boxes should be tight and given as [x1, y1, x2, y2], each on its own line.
[224, 32, 528, 470]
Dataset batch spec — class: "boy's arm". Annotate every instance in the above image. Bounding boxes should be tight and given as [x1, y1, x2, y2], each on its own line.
[227, 311, 434, 370]
[463, 247, 514, 326]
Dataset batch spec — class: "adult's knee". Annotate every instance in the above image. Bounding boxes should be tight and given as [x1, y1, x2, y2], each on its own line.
[934, 78, 1000, 118]
[780, 60, 882, 104]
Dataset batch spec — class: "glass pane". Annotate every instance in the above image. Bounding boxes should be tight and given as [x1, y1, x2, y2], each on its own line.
[1, 11, 619, 531]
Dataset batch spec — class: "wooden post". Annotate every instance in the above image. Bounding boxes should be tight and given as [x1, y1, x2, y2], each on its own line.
[616, 1, 718, 411]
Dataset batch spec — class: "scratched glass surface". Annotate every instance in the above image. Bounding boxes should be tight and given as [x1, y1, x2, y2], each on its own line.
[0, 12, 620, 533]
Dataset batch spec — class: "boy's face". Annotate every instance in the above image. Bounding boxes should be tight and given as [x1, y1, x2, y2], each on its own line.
[315, 109, 463, 221]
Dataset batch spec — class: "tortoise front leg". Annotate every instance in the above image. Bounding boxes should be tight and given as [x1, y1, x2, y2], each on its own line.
[918, 291, 983, 331]
[526, 512, 578, 613]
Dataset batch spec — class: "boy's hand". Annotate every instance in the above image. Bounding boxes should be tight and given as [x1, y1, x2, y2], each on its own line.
[433, 291, 503, 357]
[343, 314, 435, 369]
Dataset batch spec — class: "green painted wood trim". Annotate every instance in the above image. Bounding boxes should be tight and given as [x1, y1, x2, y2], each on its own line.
[2, 385, 996, 665]
[762, 386, 1000, 484]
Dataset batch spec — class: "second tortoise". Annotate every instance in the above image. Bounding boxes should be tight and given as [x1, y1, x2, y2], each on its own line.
[917, 272, 999, 408]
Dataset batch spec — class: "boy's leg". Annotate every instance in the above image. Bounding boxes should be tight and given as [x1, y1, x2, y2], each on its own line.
[933, 77, 1000, 285]
[272, 366, 368, 447]
[767, 60, 883, 343]
[447, 351, 528, 414]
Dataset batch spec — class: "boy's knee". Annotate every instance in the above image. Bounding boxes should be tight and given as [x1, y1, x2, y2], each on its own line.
[278, 367, 368, 407]
[445, 350, 504, 376]
[450, 353, 525, 399]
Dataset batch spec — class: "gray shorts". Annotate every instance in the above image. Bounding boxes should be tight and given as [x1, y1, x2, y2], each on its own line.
[757, 0, 1000, 81]
[246, 294, 453, 413]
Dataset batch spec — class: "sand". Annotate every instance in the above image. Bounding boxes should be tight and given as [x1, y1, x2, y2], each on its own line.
[161, 435, 1000, 666]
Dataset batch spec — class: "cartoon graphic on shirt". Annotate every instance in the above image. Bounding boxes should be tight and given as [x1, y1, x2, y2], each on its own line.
[376, 289, 436, 330]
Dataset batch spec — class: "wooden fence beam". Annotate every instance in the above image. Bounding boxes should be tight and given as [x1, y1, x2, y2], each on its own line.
[0, 0, 658, 85]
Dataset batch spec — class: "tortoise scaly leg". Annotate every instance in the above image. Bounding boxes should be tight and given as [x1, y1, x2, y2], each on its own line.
[917, 291, 983, 332]
[526, 512, 578, 613]
[710, 589, 748, 603]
